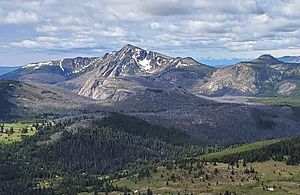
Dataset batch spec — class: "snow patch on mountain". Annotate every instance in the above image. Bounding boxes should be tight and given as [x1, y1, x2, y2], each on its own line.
[22, 61, 53, 69]
[139, 58, 152, 71]
[59, 59, 65, 72]
[20, 57, 99, 76]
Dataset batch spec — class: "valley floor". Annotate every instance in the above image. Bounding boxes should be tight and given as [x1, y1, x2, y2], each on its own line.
[197, 95, 262, 105]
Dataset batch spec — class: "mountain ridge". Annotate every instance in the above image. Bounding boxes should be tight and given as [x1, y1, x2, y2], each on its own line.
[1, 45, 300, 99]
[0, 80, 97, 120]
[0, 57, 99, 84]
[195, 54, 300, 97]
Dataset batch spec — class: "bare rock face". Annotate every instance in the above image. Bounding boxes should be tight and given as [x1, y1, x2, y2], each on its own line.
[277, 82, 296, 95]
[77, 77, 148, 102]
[74, 44, 174, 101]
[195, 63, 258, 96]
[74, 45, 214, 101]
[111, 44, 174, 76]
[87, 44, 173, 78]
[195, 54, 300, 96]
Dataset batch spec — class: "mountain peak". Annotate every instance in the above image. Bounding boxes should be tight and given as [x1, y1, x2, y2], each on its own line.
[120, 44, 143, 52]
[257, 54, 277, 60]
[99, 44, 172, 76]
[253, 54, 281, 64]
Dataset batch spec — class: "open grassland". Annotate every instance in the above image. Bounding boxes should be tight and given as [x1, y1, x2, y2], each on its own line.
[108, 161, 300, 195]
[249, 97, 300, 107]
[201, 139, 280, 161]
[0, 122, 36, 145]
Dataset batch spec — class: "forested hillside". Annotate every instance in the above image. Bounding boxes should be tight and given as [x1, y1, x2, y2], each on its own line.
[0, 114, 202, 194]
[203, 136, 300, 166]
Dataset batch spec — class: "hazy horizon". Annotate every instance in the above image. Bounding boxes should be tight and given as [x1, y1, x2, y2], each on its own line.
[2, 48, 299, 67]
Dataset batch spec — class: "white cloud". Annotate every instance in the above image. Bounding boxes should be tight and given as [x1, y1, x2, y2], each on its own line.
[36, 25, 58, 33]
[10, 35, 97, 50]
[226, 41, 255, 51]
[139, 0, 191, 16]
[2, 0, 300, 62]
[193, 0, 264, 15]
[2, 10, 39, 24]
[58, 16, 83, 25]
[11, 39, 40, 48]
[187, 20, 227, 34]
[150, 22, 160, 29]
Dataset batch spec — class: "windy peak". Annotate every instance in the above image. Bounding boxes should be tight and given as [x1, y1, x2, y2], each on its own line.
[254, 54, 280, 63]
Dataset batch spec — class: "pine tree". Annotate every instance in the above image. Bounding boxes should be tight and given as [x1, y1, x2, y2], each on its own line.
[147, 188, 153, 195]
[9, 127, 14, 135]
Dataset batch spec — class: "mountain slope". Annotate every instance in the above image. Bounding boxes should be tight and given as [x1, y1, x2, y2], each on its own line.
[203, 136, 300, 165]
[0, 67, 19, 76]
[96, 44, 174, 76]
[0, 80, 95, 120]
[152, 57, 215, 89]
[0, 57, 99, 84]
[61, 44, 214, 101]
[133, 103, 300, 145]
[0, 113, 199, 194]
[195, 54, 300, 96]
[111, 87, 215, 111]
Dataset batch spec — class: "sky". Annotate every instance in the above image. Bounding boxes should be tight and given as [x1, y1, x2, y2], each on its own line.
[1, 0, 300, 66]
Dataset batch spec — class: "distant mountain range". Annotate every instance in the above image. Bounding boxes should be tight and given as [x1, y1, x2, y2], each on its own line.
[198, 56, 300, 67]
[1, 45, 300, 100]
[196, 54, 300, 96]
[0, 66, 19, 76]
[198, 58, 252, 67]
[278, 56, 300, 63]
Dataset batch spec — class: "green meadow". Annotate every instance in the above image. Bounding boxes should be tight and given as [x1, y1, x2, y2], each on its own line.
[0, 122, 36, 145]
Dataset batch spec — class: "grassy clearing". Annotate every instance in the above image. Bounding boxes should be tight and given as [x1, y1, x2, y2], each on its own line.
[110, 161, 300, 195]
[106, 137, 299, 194]
[201, 139, 280, 161]
[248, 97, 300, 107]
[0, 122, 36, 145]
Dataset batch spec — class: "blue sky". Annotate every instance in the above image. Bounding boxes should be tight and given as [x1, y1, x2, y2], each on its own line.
[1, 0, 300, 66]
